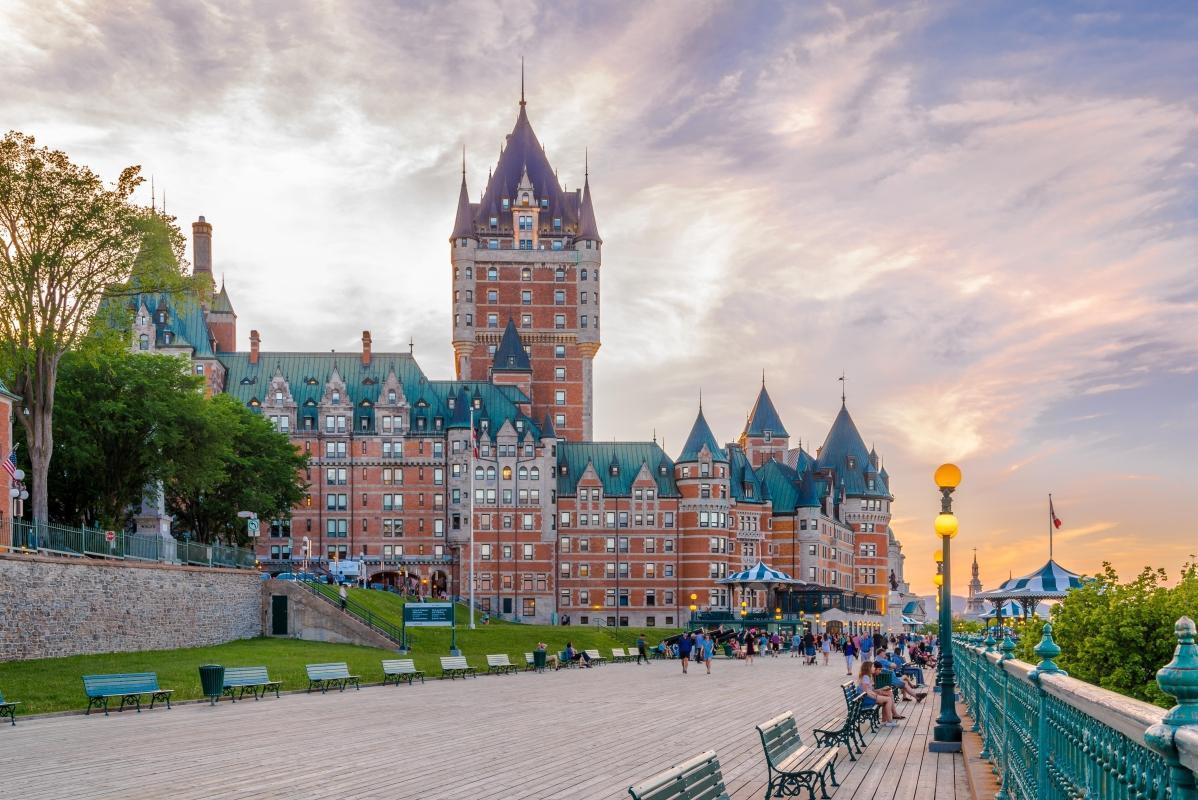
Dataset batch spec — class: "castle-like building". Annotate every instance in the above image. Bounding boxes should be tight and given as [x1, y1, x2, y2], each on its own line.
[128, 91, 918, 631]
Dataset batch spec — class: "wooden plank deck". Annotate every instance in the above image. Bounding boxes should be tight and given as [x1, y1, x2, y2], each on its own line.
[0, 653, 965, 799]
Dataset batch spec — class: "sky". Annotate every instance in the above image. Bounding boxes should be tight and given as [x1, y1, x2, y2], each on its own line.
[3, 1, 1196, 596]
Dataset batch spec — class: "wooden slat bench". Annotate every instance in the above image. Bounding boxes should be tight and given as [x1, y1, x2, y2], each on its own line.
[756, 710, 839, 799]
[812, 695, 866, 761]
[486, 654, 518, 675]
[222, 666, 281, 701]
[841, 681, 880, 731]
[584, 648, 607, 665]
[559, 650, 578, 668]
[440, 656, 477, 680]
[381, 659, 424, 686]
[628, 749, 730, 800]
[524, 652, 537, 671]
[612, 647, 633, 663]
[0, 688, 18, 726]
[82, 673, 173, 716]
[305, 662, 360, 694]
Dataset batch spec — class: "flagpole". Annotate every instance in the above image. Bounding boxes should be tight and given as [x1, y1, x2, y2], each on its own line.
[469, 405, 476, 630]
[1048, 493, 1053, 562]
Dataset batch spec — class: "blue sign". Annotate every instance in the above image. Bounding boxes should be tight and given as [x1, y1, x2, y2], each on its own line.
[403, 603, 454, 627]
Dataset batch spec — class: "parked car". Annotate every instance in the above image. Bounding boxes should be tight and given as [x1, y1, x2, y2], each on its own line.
[272, 572, 321, 582]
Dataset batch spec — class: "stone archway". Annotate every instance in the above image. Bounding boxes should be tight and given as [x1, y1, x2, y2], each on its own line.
[430, 569, 448, 598]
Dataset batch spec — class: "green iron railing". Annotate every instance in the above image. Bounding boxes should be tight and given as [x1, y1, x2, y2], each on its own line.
[4, 518, 257, 569]
[953, 619, 1198, 800]
[301, 581, 405, 646]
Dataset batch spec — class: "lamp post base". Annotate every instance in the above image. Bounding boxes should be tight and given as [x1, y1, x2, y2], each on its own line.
[928, 741, 963, 753]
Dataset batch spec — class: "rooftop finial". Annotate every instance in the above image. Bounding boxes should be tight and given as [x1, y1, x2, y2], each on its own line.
[762, 368, 766, 388]
[520, 56, 525, 107]
[698, 387, 703, 412]
[838, 372, 847, 404]
[585, 147, 589, 179]
[461, 145, 466, 179]
[151, 175, 156, 212]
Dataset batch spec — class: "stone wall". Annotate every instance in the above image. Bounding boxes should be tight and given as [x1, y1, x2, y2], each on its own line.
[0, 553, 262, 661]
[261, 579, 398, 650]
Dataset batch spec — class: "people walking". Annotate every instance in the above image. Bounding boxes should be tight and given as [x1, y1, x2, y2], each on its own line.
[339, 584, 348, 610]
[702, 631, 715, 674]
[821, 634, 832, 666]
[636, 634, 648, 665]
[678, 632, 694, 674]
[745, 629, 756, 665]
[844, 637, 857, 676]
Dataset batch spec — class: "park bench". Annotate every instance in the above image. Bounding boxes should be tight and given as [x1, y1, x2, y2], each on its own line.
[811, 694, 867, 760]
[486, 654, 518, 675]
[82, 673, 173, 716]
[440, 655, 478, 680]
[584, 648, 607, 665]
[559, 649, 579, 668]
[524, 652, 537, 671]
[613, 647, 636, 663]
[381, 658, 424, 686]
[841, 681, 880, 731]
[756, 710, 839, 799]
[0, 688, 18, 726]
[221, 666, 281, 701]
[305, 662, 360, 694]
[627, 749, 730, 800]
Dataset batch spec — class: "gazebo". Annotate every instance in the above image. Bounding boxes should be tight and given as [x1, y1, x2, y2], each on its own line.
[717, 561, 804, 612]
[975, 559, 1085, 620]
[980, 600, 1046, 620]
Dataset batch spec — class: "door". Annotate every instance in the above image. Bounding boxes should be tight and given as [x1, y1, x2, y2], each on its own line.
[271, 595, 289, 635]
[502, 597, 513, 615]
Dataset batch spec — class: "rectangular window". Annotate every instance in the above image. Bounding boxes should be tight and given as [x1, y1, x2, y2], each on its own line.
[554, 290, 565, 305]
[554, 390, 566, 406]
[487, 314, 498, 328]
[554, 314, 565, 329]
[521, 290, 532, 305]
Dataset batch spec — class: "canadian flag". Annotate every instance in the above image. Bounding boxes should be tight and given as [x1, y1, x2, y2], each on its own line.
[472, 425, 480, 458]
[1050, 496, 1062, 529]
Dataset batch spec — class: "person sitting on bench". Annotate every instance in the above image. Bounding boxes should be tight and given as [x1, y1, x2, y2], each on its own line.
[564, 642, 592, 667]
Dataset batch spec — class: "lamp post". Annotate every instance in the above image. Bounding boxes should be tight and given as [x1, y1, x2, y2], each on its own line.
[930, 463, 963, 753]
[689, 593, 698, 629]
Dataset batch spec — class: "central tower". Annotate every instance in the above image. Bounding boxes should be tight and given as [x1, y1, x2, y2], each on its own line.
[450, 90, 601, 441]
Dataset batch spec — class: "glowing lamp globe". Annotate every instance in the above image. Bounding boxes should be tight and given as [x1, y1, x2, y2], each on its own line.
[934, 549, 944, 563]
[934, 463, 962, 489]
[933, 574, 943, 587]
[934, 513, 959, 538]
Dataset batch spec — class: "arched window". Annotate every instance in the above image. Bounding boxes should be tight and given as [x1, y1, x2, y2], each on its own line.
[487, 466, 496, 480]
[530, 467, 540, 481]
[475, 466, 485, 481]
[138, 334, 149, 351]
[555, 267, 566, 282]
[522, 192, 529, 204]
[581, 268, 588, 281]
[502, 466, 512, 480]
[521, 267, 531, 281]
[518, 467, 528, 480]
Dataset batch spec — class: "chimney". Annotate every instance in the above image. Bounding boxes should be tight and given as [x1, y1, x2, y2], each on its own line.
[249, 330, 260, 365]
[361, 330, 372, 367]
[192, 216, 213, 281]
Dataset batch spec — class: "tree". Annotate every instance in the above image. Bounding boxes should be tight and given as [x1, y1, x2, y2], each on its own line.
[166, 394, 309, 544]
[0, 131, 186, 523]
[34, 344, 221, 528]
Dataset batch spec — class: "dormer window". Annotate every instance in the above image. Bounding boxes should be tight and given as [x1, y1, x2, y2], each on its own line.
[331, 391, 341, 405]
[481, 419, 489, 432]
[560, 464, 568, 476]
[521, 192, 529, 204]
[502, 198, 510, 210]
[848, 457, 856, 469]
[764, 430, 772, 442]
[447, 397, 455, 409]
[306, 378, 319, 385]
[275, 391, 283, 402]
[489, 216, 498, 228]
[610, 464, 619, 476]
[162, 331, 173, 345]
[553, 217, 561, 229]
[387, 390, 396, 403]
[157, 310, 167, 324]
[659, 464, 668, 476]
[138, 334, 149, 351]
[138, 313, 147, 325]
[516, 420, 524, 432]
[540, 198, 548, 208]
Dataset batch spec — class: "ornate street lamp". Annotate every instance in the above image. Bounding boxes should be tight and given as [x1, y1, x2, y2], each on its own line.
[930, 463, 963, 753]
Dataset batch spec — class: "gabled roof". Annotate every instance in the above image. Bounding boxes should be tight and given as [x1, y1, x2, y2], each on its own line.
[127, 291, 216, 358]
[540, 413, 556, 439]
[743, 383, 789, 438]
[727, 444, 766, 504]
[557, 442, 679, 498]
[678, 408, 726, 462]
[815, 403, 890, 499]
[492, 318, 531, 372]
[0, 377, 18, 402]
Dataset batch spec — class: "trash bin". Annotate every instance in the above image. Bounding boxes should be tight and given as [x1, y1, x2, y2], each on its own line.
[198, 664, 225, 705]
[723, 643, 733, 659]
[533, 649, 547, 672]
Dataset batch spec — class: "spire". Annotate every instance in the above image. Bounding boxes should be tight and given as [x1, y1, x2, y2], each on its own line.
[450, 154, 475, 242]
[743, 382, 789, 439]
[541, 413, 556, 439]
[578, 150, 601, 243]
[838, 372, 847, 405]
[679, 405, 726, 463]
[492, 318, 531, 372]
[520, 56, 525, 107]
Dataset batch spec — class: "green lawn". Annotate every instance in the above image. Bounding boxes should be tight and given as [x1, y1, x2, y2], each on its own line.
[0, 590, 680, 716]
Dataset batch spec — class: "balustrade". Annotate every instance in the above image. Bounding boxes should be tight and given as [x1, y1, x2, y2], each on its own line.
[953, 617, 1198, 799]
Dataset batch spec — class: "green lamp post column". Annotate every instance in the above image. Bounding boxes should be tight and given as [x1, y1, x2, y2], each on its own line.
[1145, 617, 1198, 800]
[930, 463, 963, 753]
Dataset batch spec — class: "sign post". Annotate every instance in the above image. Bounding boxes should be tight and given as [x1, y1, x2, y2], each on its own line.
[402, 602, 457, 655]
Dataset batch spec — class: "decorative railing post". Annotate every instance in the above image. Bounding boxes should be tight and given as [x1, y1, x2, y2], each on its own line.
[1145, 617, 1198, 800]
[995, 630, 1016, 798]
[1029, 623, 1066, 798]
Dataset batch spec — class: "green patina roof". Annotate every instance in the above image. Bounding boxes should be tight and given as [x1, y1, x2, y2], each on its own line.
[743, 384, 789, 438]
[755, 459, 826, 514]
[210, 283, 235, 315]
[727, 444, 766, 505]
[557, 442, 679, 498]
[0, 377, 18, 402]
[678, 408, 726, 462]
[492, 318, 531, 373]
[131, 292, 216, 358]
[815, 403, 890, 499]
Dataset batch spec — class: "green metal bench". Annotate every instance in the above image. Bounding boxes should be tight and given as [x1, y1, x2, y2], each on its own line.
[559, 649, 579, 668]
[757, 711, 839, 799]
[222, 666, 281, 701]
[305, 662, 360, 694]
[485, 654, 518, 675]
[381, 658, 424, 686]
[628, 750, 730, 800]
[83, 673, 173, 716]
[584, 648, 608, 665]
[841, 681, 879, 732]
[440, 655, 477, 680]
[812, 695, 866, 760]
[0, 688, 18, 726]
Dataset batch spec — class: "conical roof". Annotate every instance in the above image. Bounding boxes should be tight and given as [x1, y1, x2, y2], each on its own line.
[816, 403, 871, 471]
[447, 388, 472, 429]
[577, 175, 601, 243]
[450, 174, 476, 241]
[678, 407, 726, 462]
[540, 413, 556, 439]
[475, 102, 577, 230]
[492, 318, 531, 373]
[743, 383, 788, 438]
[211, 281, 235, 315]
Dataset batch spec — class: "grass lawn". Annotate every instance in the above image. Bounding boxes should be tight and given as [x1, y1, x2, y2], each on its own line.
[0, 589, 681, 717]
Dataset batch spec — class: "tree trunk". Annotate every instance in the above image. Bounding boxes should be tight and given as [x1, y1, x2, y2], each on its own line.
[16, 349, 60, 525]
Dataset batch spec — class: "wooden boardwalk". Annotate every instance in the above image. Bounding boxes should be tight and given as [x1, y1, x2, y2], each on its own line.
[0, 654, 966, 799]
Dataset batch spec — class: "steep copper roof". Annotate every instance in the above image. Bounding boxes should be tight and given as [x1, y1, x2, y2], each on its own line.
[577, 174, 601, 243]
[450, 173, 476, 241]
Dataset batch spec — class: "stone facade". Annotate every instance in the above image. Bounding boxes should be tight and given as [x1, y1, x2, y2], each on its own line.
[0, 553, 262, 661]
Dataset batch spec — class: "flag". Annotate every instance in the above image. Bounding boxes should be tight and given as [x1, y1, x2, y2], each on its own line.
[1049, 496, 1062, 529]
[471, 422, 480, 458]
[2, 446, 16, 480]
